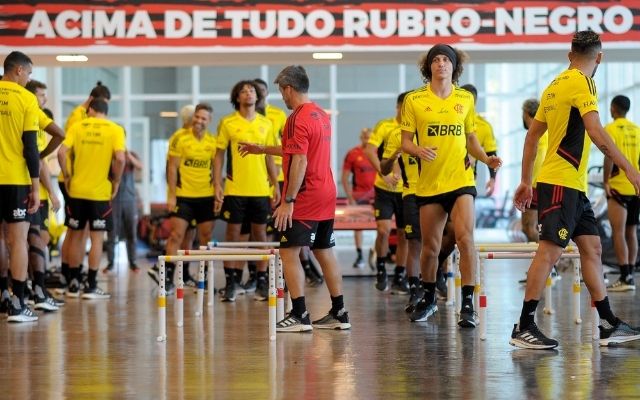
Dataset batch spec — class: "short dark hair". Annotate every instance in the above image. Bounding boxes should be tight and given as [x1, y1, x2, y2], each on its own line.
[273, 65, 310, 94]
[90, 81, 111, 100]
[3, 51, 32, 73]
[89, 98, 109, 115]
[460, 84, 477, 99]
[397, 91, 409, 105]
[571, 30, 602, 58]
[195, 102, 213, 115]
[419, 45, 467, 84]
[230, 80, 263, 111]
[522, 98, 540, 118]
[26, 79, 47, 94]
[254, 78, 268, 88]
[611, 95, 630, 115]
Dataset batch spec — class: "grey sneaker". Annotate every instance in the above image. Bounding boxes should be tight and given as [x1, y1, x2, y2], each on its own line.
[33, 286, 60, 311]
[7, 296, 38, 323]
[276, 311, 313, 332]
[66, 278, 81, 298]
[458, 304, 479, 328]
[607, 277, 636, 292]
[312, 309, 351, 330]
[375, 269, 388, 291]
[510, 322, 559, 350]
[390, 274, 409, 295]
[81, 286, 111, 300]
[599, 320, 640, 346]
[254, 277, 268, 302]
[405, 285, 424, 314]
[409, 298, 438, 322]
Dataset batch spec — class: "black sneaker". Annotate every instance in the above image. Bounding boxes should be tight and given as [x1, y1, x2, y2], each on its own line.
[352, 256, 365, 269]
[276, 311, 313, 332]
[375, 269, 388, 291]
[409, 298, 438, 322]
[436, 273, 448, 300]
[66, 278, 81, 298]
[242, 277, 257, 293]
[221, 280, 236, 302]
[458, 304, 479, 328]
[147, 264, 160, 285]
[102, 263, 114, 274]
[510, 322, 559, 349]
[405, 285, 424, 314]
[312, 309, 351, 330]
[599, 320, 640, 346]
[0, 289, 12, 314]
[82, 286, 111, 300]
[7, 298, 38, 323]
[390, 274, 409, 295]
[44, 288, 65, 307]
[254, 277, 268, 301]
[33, 285, 59, 312]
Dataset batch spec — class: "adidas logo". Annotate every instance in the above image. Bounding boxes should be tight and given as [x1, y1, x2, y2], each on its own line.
[519, 332, 538, 344]
[280, 236, 288, 243]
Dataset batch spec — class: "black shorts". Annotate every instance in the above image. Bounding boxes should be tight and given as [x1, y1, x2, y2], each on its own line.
[279, 219, 336, 249]
[537, 183, 599, 247]
[221, 196, 270, 225]
[402, 194, 421, 240]
[0, 185, 31, 223]
[58, 180, 69, 203]
[527, 187, 539, 210]
[416, 186, 477, 214]
[29, 201, 49, 230]
[65, 198, 113, 231]
[374, 187, 404, 227]
[608, 189, 640, 226]
[172, 197, 215, 224]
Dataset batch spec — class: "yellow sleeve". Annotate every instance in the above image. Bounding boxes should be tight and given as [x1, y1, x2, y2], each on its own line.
[24, 95, 40, 132]
[37, 108, 53, 131]
[383, 129, 401, 158]
[369, 119, 387, 147]
[216, 119, 230, 150]
[114, 126, 126, 151]
[464, 101, 476, 135]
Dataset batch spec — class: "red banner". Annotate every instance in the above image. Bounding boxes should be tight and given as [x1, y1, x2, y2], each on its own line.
[1, 1, 638, 52]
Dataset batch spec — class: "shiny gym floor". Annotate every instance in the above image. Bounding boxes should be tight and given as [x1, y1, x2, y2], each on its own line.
[1, 253, 639, 399]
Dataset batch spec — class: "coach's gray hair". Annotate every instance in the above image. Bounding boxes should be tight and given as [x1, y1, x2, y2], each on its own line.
[522, 98, 539, 118]
[273, 65, 310, 93]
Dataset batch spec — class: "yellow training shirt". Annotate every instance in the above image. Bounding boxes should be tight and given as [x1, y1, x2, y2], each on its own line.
[217, 112, 275, 197]
[60, 104, 87, 183]
[168, 130, 216, 198]
[532, 132, 549, 188]
[535, 68, 599, 193]
[36, 108, 53, 200]
[0, 81, 40, 185]
[605, 117, 640, 196]
[401, 84, 476, 197]
[64, 117, 126, 201]
[369, 117, 403, 192]
[384, 126, 418, 197]
[264, 104, 287, 182]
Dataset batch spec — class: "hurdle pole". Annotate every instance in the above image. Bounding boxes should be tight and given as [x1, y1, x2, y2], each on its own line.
[454, 248, 462, 314]
[176, 260, 184, 327]
[158, 254, 276, 342]
[475, 243, 579, 253]
[479, 256, 487, 340]
[208, 241, 280, 248]
[542, 273, 554, 315]
[474, 251, 480, 314]
[446, 255, 455, 306]
[207, 260, 215, 306]
[573, 258, 582, 324]
[268, 256, 277, 341]
[195, 260, 205, 317]
[277, 255, 285, 321]
[157, 258, 167, 342]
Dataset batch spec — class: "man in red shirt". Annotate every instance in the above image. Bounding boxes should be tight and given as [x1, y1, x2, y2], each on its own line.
[342, 127, 376, 268]
[239, 65, 350, 332]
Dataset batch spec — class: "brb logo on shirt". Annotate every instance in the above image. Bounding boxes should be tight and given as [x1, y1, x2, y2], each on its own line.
[427, 125, 463, 137]
[12, 208, 26, 219]
[184, 158, 210, 168]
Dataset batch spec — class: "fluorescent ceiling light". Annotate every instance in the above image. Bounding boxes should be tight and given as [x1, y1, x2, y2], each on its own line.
[160, 111, 178, 118]
[56, 54, 88, 62]
[312, 52, 343, 60]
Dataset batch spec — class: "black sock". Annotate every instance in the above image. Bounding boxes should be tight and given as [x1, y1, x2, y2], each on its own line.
[61, 262, 69, 283]
[408, 276, 420, 289]
[88, 269, 98, 289]
[356, 248, 362, 258]
[257, 271, 267, 281]
[235, 269, 243, 284]
[394, 266, 406, 277]
[248, 263, 257, 279]
[70, 267, 81, 282]
[619, 264, 628, 280]
[594, 296, 619, 326]
[0, 276, 8, 292]
[33, 271, 46, 292]
[224, 268, 235, 286]
[422, 281, 436, 304]
[519, 299, 539, 329]
[166, 262, 175, 283]
[330, 295, 344, 314]
[291, 296, 307, 318]
[461, 285, 475, 310]
[11, 279, 26, 307]
[376, 257, 386, 272]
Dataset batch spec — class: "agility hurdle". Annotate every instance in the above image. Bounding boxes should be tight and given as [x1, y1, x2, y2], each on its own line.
[208, 241, 280, 248]
[177, 248, 285, 322]
[477, 251, 584, 341]
[157, 254, 277, 342]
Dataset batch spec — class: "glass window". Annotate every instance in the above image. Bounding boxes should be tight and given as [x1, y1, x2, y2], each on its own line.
[200, 67, 261, 93]
[61, 67, 121, 96]
[130, 67, 192, 94]
[338, 65, 399, 92]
